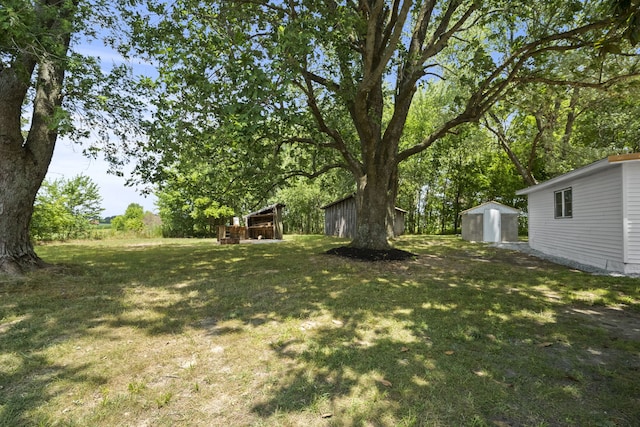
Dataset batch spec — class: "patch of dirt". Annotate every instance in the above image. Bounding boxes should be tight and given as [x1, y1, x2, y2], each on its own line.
[125, 242, 163, 248]
[487, 248, 567, 270]
[325, 246, 416, 261]
[566, 306, 640, 342]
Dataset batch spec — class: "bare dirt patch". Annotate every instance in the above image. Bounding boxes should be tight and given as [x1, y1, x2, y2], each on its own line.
[566, 306, 640, 342]
[325, 246, 416, 261]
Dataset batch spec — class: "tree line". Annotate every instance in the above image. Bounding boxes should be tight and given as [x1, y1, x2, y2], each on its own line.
[30, 174, 160, 241]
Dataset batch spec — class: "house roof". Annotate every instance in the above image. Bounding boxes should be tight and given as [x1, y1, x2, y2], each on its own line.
[459, 201, 520, 215]
[516, 153, 640, 196]
[243, 203, 285, 219]
[320, 193, 407, 212]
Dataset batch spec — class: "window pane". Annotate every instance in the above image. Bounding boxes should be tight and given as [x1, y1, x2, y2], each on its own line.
[564, 189, 572, 217]
[555, 191, 563, 217]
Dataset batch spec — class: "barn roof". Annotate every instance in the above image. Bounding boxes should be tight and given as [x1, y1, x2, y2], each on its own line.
[243, 203, 285, 219]
[321, 194, 407, 212]
[320, 194, 355, 209]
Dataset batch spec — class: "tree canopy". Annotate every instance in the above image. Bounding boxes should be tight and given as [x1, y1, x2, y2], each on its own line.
[125, 0, 640, 250]
[31, 174, 103, 241]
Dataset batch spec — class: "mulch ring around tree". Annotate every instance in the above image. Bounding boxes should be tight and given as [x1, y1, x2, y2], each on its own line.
[326, 246, 417, 262]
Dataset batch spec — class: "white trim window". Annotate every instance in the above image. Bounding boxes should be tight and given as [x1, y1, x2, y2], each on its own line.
[554, 188, 572, 218]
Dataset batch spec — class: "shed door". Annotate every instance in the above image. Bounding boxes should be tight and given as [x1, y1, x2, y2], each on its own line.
[483, 208, 501, 243]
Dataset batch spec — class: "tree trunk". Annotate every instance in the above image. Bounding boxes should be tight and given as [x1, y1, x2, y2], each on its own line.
[351, 138, 399, 251]
[453, 185, 462, 234]
[351, 173, 394, 250]
[0, 45, 69, 275]
[0, 150, 49, 274]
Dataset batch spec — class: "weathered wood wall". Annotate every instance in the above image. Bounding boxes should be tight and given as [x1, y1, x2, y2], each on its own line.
[217, 225, 247, 243]
[323, 196, 357, 238]
[323, 195, 405, 238]
[245, 204, 285, 240]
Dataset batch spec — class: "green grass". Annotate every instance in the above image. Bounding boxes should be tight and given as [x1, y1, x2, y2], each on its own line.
[1, 235, 639, 426]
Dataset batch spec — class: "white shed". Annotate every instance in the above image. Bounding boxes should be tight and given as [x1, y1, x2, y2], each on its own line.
[516, 153, 640, 274]
[460, 201, 520, 243]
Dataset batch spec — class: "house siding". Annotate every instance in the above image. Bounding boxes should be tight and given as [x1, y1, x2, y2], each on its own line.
[623, 163, 640, 272]
[528, 166, 624, 270]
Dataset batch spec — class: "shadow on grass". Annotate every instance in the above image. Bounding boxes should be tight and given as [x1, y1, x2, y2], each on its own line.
[0, 237, 333, 424]
[1, 235, 638, 425]
[0, 270, 117, 425]
[0, 356, 106, 426]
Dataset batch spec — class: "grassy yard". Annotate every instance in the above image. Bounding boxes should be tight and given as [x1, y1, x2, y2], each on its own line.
[1, 235, 639, 426]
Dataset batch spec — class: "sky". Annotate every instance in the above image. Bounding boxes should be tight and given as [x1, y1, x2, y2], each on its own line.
[45, 36, 158, 218]
[47, 140, 157, 218]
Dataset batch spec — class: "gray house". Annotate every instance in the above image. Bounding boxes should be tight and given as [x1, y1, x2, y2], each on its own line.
[460, 201, 520, 243]
[322, 194, 406, 238]
[516, 153, 640, 274]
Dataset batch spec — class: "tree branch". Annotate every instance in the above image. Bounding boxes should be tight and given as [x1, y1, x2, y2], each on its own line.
[484, 113, 538, 186]
[361, 0, 411, 92]
[296, 70, 363, 175]
[420, 1, 477, 65]
[278, 136, 338, 150]
[281, 163, 347, 180]
[302, 70, 341, 92]
[514, 73, 640, 89]
[261, 163, 348, 197]
[380, 0, 402, 51]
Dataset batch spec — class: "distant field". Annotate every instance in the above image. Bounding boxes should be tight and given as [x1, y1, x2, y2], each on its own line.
[1, 235, 638, 426]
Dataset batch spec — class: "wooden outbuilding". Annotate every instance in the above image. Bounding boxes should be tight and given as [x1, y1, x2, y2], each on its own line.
[321, 194, 406, 238]
[516, 153, 640, 274]
[217, 225, 247, 244]
[460, 201, 520, 243]
[243, 203, 285, 240]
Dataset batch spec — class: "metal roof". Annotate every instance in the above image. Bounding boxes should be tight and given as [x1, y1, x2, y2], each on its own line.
[243, 203, 285, 219]
[459, 200, 520, 215]
[516, 154, 640, 196]
[320, 193, 406, 212]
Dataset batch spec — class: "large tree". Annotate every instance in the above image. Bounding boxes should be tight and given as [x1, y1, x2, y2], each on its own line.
[0, 1, 144, 274]
[0, 0, 78, 273]
[129, 0, 639, 250]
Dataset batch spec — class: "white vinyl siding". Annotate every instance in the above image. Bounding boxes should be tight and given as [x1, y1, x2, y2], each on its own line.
[528, 166, 623, 270]
[623, 163, 640, 267]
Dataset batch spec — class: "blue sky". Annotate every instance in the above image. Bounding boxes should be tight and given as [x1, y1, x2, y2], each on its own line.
[47, 140, 157, 217]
